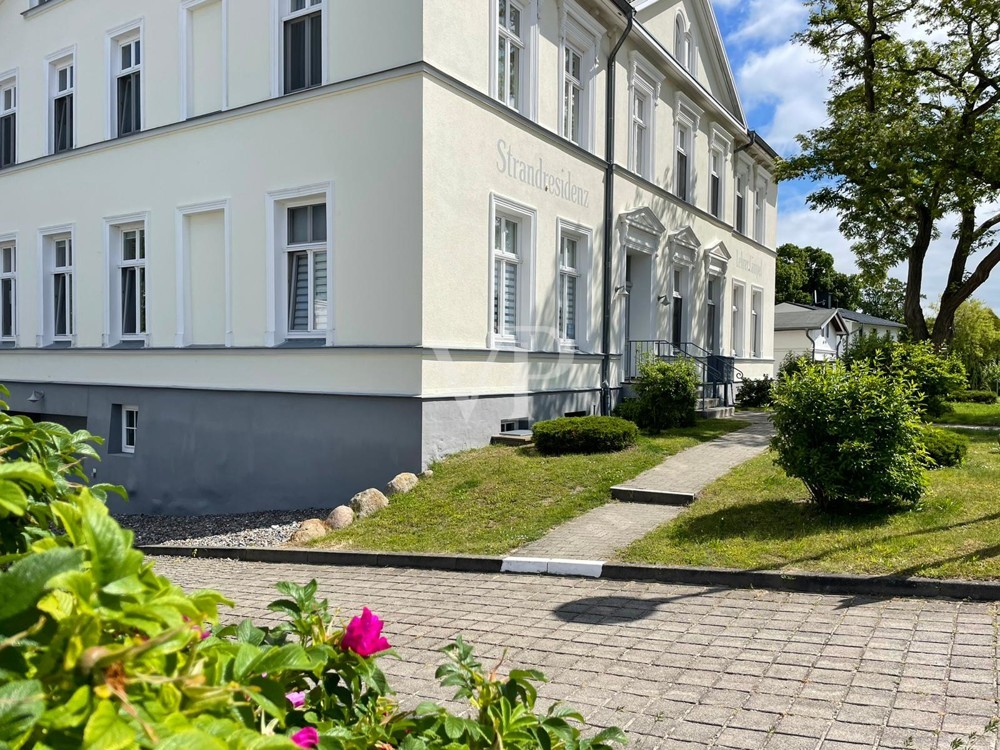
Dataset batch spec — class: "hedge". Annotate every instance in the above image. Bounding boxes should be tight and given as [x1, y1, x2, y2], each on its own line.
[918, 426, 969, 468]
[532, 416, 638, 455]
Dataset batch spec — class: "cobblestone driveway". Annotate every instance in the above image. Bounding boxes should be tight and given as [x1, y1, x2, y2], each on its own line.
[154, 557, 1000, 750]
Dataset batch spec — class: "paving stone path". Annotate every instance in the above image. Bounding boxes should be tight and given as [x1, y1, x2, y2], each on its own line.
[155, 556, 1000, 750]
[513, 413, 774, 562]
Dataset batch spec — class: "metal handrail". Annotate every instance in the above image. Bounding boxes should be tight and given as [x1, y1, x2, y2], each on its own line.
[625, 340, 740, 406]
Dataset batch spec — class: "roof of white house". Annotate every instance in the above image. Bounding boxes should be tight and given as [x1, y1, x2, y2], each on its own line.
[776, 302, 905, 329]
[774, 303, 849, 333]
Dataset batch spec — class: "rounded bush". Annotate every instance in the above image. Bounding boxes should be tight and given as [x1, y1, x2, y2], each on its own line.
[611, 398, 644, 425]
[736, 375, 774, 408]
[770, 361, 926, 509]
[633, 357, 699, 430]
[953, 389, 997, 404]
[918, 426, 969, 468]
[532, 416, 638, 456]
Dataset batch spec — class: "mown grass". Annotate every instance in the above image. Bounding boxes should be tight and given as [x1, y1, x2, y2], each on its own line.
[620, 431, 1000, 580]
[310, 420, 747, 556]
[933, 402, 1000, 427]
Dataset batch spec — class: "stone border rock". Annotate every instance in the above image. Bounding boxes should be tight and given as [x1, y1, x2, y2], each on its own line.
[139, 545, 1000, 602]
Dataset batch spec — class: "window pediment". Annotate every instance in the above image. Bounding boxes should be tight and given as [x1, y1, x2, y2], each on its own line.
[705, 240, 730, 276]
[619, 207, 665, 255]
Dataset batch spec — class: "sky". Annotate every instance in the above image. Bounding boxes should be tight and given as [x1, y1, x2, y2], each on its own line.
[710, 0, 1000, 312]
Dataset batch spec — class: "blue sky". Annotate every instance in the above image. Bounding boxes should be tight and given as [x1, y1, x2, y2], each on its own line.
[710, 0, 1000, 312]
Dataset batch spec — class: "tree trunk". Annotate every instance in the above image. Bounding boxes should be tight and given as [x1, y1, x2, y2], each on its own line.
[904, 207, 933, 341]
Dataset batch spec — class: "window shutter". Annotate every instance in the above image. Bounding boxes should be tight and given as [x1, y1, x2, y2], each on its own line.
[565, 274, 576, 340]
[503, 261, 517, 334]
[288, 251, 310, 331]
[312, 251, 327, 330]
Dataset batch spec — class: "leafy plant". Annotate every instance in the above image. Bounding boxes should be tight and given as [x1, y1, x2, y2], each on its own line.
[918, 426, 969, 469]
[770, 361, 927, 510]
[532, 416, 638, 456]
[953, 390, 997, 404]
[632, 356, 699, 431]
[610, 398, 643, 425]
[735, 376, 774, 408]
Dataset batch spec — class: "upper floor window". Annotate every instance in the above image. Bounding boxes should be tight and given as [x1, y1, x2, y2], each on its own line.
[559, 6, 603, 153]
[563, 44, 583, 145]
[283, 0, 324, 94]
[113, 31, 142, 137]
[0, 77, 15, 169]
[675, 13, 696, 74]
[754, 180, 767, 243]
[496, 0, 526, 112]
[675, 125, 691, 202]
[710, 150, 723, 218]
[48, 55, 75, 154]
[285, 203, 328, 335]
[735, 173, 747, 234]
[0, 243, 15, 342]
[630, 90, 650, 178]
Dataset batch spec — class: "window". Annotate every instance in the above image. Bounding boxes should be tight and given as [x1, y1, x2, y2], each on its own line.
[735, 174, 747, 234]
[675, 125, 691, 202]
[122, 406, 138, 453]
[50, 58, 74, 154]
[732, 282, 745, 357]
[114, 34, 142, 137]
[631, 92, 649, 177]
[285, 203, 328, 334]
[42, 233, 74, 343]
[562, 44, 583, 145]
[0, 243, 15, 341]
[754, 181, 767, 243]
[496, 0, 526, 112]
[628, 54, 663, 180]
[0, 77, 15, 169]
[558, 235, 580, 343]
[671, 268, 685, 349]
[493, 214, 520, 342]
[675, 15, 686, 66]
[283, 0, 324, 93]
[706, 277, 718, 354]
[116, 225, 146, 340]
[710, 150, 723, 218]
[751, 289, 763, 358]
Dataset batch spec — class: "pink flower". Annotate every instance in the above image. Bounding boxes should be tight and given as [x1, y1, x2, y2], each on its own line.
[341, 607, 391, 657]
[291, 727, 319, 748]
[286, 690, 307, 709]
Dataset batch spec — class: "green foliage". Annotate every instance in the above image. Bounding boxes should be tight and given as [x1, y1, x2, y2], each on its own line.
[949, 300, 1000, 390]
[0, 403, 626, 749]
[777, 353, 815, 381]
[781, 1, 1000, 345]
[858, 278, 907, 323]
[776, 243, 861, 309]
[918, 426, 969, 469]
[770, 361, 927, 510]
[953, 390, 997, 404]
[735, 376, 774, 408]
[610, 398, 644, 425]
[532, 416, 638, 456]
[842, 334, 967, 417]
[632, 356, 700, 431]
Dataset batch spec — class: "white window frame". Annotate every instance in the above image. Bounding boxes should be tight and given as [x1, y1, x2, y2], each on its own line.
[628, 53, 662, 180]
[731, 280, 745, 358]
[674, 93, 702, 206]
[106, 20, 144, 140]
[283, 202, 328, 337]
[488, 195, 536, 350]
[38, 224, 76, 347]
[180, 0, 230, 119]
[491, 0, 539, 120]
[754, 178, 768, 244]
[0, 70, 17, 170]
[271, 0, 328, 98]
[0, 234, 17, 344]
[45, 46, 76, 155]
[735, 156, 752, 235]
[103, 212, 151, 347]
[175, 199, 232, 347]
[556, 219, 592, 350]
[558, 1, 603, 153]
[265, 182, 334, 346]
[675, 122, 692, 203]
[751, 286, 764, 359]
[121, 405, 138, 454]
[709, 127, 731, 222]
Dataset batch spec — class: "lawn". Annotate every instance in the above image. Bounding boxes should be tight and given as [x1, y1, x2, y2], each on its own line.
[620, 431, 1000, 580]
[310, 420, 747, 556]
[933, 401, 1000, 427]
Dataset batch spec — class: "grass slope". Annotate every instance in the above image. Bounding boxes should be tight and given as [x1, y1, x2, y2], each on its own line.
[934, 402, 1000, 427]
[311, 420, 746, 556]
[621, 431, 1000, 580]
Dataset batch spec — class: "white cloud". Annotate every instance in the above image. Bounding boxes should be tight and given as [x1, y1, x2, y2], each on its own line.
[729, 0, 808, 45]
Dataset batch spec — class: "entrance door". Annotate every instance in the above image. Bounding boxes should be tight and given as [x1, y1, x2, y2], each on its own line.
[706, 277, 718, 354]
[671, 269, 684, 351]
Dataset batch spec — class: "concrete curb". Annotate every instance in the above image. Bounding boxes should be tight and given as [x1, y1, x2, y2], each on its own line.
[140, 545, 1000, 602]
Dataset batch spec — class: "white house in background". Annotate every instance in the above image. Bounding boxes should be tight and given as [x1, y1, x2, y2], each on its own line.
[837, 308, 906, 347]
[0, 0, 778, 515]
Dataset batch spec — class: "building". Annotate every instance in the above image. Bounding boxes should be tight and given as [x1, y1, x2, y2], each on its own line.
[773, 302, 904, 373]
[0, 0, 778, 515]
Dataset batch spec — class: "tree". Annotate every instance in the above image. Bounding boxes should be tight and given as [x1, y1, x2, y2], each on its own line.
[781, 0, 1000, 347]
[858, 277, 907, 322]
[775, 243, 862, 309]
[949, 299, 1000, 387]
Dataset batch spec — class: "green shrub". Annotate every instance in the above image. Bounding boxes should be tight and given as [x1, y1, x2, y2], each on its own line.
[533, 416, 638, 455]
[953, 389, 998, 404]
[770, 361, 927, 509]
[633, 356, 700, 430]
[611, 397, 644, 424]
[843, 335, 967, 418]
[736, 375, 774, 408]
[918, 425, 969, 468]
[777, 352, 815, 380]
[0, 397, 626, 750]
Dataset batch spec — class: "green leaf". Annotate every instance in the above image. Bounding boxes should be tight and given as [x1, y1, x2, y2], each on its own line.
[155, 730, 229, 750]
[236, 619, 266, 647]
[443, 715, 465, 740]
[82, 700, 135, 750]
[0, 480, 27, 517]
[0, 547, 84, 622]
[38, 685, 89, 731]
[0, 680, 44, 743]
[251, 645, 319, 677]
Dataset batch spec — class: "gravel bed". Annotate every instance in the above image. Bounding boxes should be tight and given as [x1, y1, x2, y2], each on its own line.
[117, 508, 328, 548]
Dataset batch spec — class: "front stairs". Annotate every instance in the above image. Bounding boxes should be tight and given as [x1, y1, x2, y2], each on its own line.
[696, 397, 735, 420]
